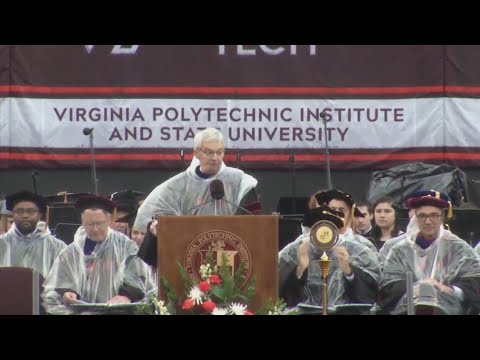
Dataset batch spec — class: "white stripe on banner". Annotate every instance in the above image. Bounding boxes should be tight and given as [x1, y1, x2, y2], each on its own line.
[0, 97, 465, 150]
[445, 98, 480, 147]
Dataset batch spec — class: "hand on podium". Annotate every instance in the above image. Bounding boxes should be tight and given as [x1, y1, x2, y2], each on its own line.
[149, 219, 158, 236]
[63, 291, 79, 305]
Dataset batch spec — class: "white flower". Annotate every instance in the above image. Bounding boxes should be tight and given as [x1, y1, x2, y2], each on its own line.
[228, 302, 247, 315]
[188, 286, 204, 305]
[199, 264, 212, 280]
[153, 299, 170, 315]
[211, 306, 228, 315]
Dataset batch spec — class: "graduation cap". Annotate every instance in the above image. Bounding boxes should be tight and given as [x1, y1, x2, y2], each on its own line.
[74, 195, 116, 214]
[116, 209, 138, 228]
[111, 190, 140, 225]
[111, 190, 145, 204]
[314, 189, 364, 218]
[405, 189, 453, 219]
[302, 204, 345, 228]
[5, 190, 47, 214]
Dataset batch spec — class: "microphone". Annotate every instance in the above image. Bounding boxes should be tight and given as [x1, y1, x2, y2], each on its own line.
[83, 127, 99, 195]
[210, 179, 256, 215]
[210, 179, 225, 200]
[32, 170, 39, 194]
[183, 179, 256, 215]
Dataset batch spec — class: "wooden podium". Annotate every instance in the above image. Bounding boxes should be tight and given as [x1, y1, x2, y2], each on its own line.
[0, 267, 41, 315]
[157, 215, 279, 311]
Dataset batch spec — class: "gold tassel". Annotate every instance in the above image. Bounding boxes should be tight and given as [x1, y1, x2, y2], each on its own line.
[447, 201, 453, 219]
[348, 203, 357, 229]
[46, 206, 50, 229]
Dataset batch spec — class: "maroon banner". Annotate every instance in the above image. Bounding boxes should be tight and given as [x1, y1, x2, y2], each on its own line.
[1, 45, 444, 91]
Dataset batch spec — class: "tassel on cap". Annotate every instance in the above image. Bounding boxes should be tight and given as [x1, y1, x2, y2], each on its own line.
[447, 201, 453, 220]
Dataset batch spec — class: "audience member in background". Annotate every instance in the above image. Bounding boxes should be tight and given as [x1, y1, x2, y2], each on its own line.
[0, 190, 66, 278]
[353, 201, 374, 240]
[42, 195, 155, 314]
[370, 197, 404, 251]
[131, 228, 146, 247]
[377, 190, 480, 315]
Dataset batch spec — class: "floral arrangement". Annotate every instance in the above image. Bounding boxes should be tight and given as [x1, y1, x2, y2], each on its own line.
[139, 249, 285, 315]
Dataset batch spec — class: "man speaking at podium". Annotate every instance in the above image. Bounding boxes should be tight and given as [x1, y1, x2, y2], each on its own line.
[135, 127, 261, 230]
[134, 127, 261, 267]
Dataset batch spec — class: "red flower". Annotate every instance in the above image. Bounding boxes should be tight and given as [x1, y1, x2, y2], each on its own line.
[209, 274, 221, 285]
[203, 300, 216, 312]
[245, 310, 254, 315]
[198, 281, 211, 292]
[182, 298, 194, 310]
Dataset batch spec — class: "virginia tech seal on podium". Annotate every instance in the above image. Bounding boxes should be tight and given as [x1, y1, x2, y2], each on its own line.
[184, 230, 252, 287]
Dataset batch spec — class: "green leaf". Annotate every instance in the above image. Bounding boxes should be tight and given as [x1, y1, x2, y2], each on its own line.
[242, 276, 256, 303]
[160, 276, 178, 304]
[205, 248, 215, 268]
[255, 298, 287, 315]
[234, 260, 246, 286]
[177, 261, 194, 297]
[166, 302, 177, 315]
[210, 284, 225, 301]
[222, 274, 235, 301]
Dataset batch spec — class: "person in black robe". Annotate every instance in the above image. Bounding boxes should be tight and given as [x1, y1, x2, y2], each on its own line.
[279, 190, 381, 314]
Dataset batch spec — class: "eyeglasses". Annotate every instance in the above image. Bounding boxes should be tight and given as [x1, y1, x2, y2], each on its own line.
[84, 221, 108, 229]
[330, 207, 348, 215]
[198, 148, 225, 157]
[12, 208, 39, 216]
[416, 213, 442, 222]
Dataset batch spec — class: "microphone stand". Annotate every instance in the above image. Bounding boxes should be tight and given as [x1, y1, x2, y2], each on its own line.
[32, 170, 39, 194]
[88, 132, 99, 195]
[322, 113, 333, 190]
[400, 176, 406, 205]
[180, 149, 186, 170]
[289, 153, 296, 214]
[223, 198, 256, 215]
[406, 271, 414, 315]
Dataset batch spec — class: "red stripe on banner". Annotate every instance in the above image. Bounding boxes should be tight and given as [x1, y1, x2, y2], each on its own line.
[2, 152, 480, 162]
[0, 85, 446, 96]
[0, 153, 182, 161]
[241, 153, 450, 162]
[446, 86, 480, 94]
